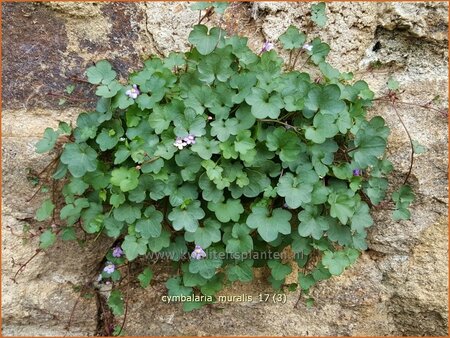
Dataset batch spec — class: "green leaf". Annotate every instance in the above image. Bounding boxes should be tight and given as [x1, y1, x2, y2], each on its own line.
[121, 235, 147, 261]
[61, 226, 77, 241]
[393, 208, 411, 221]
[188, 25, 224, 55]
[189, 256, 222, 279]
[110, 193, 125, 208]
[36, 128, 58, 153]
[35, 199, 55, 221]
[73, 112, 101, 142]
[166, 276, 193, 297]
[268, 260, 292, 280]
[164, 52, 185, 69]
[266, 128, 303, 162]
[207, 199, 244, 223]
[322, 249, 359, 276]
[60, 143, 98, 178]
[311, 2, 327, 27]
[234, 130, 256, 157]
[246, 205, 291, 242]
[212, 2, 229, 14]
[210, 118, 239, 142]
[328, 190, 356, 224]
[305, 84, 345, 115]
[245, 87, 284, 119]
[173, 108, 206, 137]
[310, 38, 330, 64]
[107, 290, 124, 316]
[200, 273, 224, 296]
[168, 200, 205, 232]
[86, 60, 117, 85]
[298, 272, 315, 291]
[67, 177, 89, 196]
[113, 204, 141, 224]
[392, 185, 415, 220]
[148, 229, 171, 252]
[350, 201, 373, 233]
[277, 172, 314, 209]
[103, 216, 124, 238]
[297, 205, 332, 240]
[230, 73, 258, 104]
[191, 2, 212, 11]
[191, 138, 220, 160]
[39, 229, 56, 249]
[305, 113, 339, 143]
[226, 223, 253, 254]
[227, 259, 254, 282]
[138, 267, 153, 288]
[279, 25, 306, 50]
[135, 206, 163, 239]
[327, 222, 352, 246]
[185, 219, 221, 249]
[110, 167, 140, 192]
[160, 236, 187, 260]
[96, 121, 124, 151]
[352, 117, 389, 167]
[387, 76, 400, 91]
[198, 51, 234, 84]
[96, 80, 122, 98]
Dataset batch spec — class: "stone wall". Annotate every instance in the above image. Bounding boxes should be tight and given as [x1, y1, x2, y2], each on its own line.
[2, 2, 448, 336]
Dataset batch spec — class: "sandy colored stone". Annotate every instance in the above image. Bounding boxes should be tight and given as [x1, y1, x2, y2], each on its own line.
[1, 1, 448, 336]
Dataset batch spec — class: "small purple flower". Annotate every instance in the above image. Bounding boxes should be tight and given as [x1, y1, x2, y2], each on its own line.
[191, 245, 207, 260]
[173, 137, 187, 150]
[125, 84, 140, 99]
[261, 41, 274, 53]
[352, 169, 361, 176]
[103, 262, 115, 274]
[303, 43, 313, 52]
[112, 247, 123, 258]
[183, 134, 196, 145]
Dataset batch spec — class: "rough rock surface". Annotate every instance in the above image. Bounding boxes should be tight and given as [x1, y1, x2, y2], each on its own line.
[2, 1, 448, 336]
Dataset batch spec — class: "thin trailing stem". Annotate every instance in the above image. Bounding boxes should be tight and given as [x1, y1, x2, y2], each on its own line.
[288, 50, 293, 70]
[391, 102, 415, 185]
[259, 119, 299, 131]
[141, 156, 161, 165]
[345, 146, 359, 154]
[374, 97, 447, 115]
[294, 289, 303, 309]
[12, 249, 42, 283]
[290, 48, 305, 71]
[116, 264, 131, 336]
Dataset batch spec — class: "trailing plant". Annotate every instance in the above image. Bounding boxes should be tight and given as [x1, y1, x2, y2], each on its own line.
[27, 1, 428, 333]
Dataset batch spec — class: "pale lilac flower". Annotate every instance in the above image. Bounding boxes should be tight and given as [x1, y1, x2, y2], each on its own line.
[125, 84, 140, 99]
[283, 203, 294, 210]
[191, 245, 207, 260]
[261, 41, 274, 53]
[207, 116, 213, 121]
[303, 43, 313, 52]
[173, 137, 187, 150]
[183, 134, 196, 145]
[353, 169, 361, 176]
[112, 247, 123, 258]
[103, 262, 115, 274]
